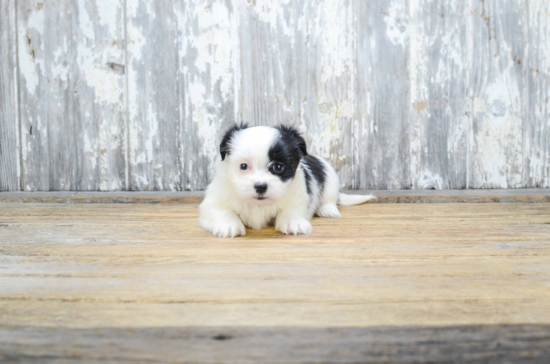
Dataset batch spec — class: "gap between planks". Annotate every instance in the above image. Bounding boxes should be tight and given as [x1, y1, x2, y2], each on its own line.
[0, 189, 549, 204]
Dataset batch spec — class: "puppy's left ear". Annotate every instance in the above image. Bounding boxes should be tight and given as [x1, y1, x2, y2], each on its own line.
[276, 125, 308, 158]
[220, 123, 248, 161]
[296, 134, 308, 158]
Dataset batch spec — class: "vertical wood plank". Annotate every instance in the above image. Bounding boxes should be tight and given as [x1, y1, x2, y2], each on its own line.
[296, 0, 355, 188]
[126, 1, 183, 191]
[353, 0, 410, 189]
[17, 1, 57, 191]
[408, 0, 469, 189]
[469, 0, 526, 188]
[180, 0, 236, 190]
[73, 0, 127, 191]
[0, 0, 20, 191]
[238, 0, 354, 188]
[237, 0, 295, 126]
[17, 0, 126, 191]
[525, 1, 550, 188]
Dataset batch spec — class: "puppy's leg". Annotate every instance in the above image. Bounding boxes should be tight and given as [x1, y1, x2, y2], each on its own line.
[199, 206, 246, 238]
[316, 203, 341, 218]
[275, 206, 312, 236]
[315, 158, 341, 219]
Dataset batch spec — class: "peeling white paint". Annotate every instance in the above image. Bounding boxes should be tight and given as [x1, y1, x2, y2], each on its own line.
[385, 1, 409, 47]
[76, 1, 122, 105]
[126, 21, 146, 64]
[78, 0, 95, 40]
[84, 63, 121, 104]
[7, 0, 550, 192]
[417, 171, 444, 190]
[251, 0, 292, 37]
[319, 0, 352, 83]
[179, 0, 236, 189]
[136, 175, 149, 189]
[196, 113, 218, 166]
[408, 14, 424, 183]
[50, 46, 69, 82]
[145, 102, 158, 163]
[18, 46, 39, 95]
[18, 8, 45, 95]
[474, 69, 523, 188]
[311, 100, 350, 160]
[96, 0, 118, 32]
[84, 131, 98, 171]
[188, 82, 206, 108]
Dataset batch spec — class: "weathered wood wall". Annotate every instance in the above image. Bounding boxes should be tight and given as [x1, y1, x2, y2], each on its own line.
[0, 0, 549, 191]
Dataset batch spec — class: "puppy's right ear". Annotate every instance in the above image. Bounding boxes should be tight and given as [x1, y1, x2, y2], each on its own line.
[220, 123, 248, 161]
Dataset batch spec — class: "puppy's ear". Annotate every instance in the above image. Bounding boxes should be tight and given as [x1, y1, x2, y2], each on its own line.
[296, 134, 308, 157]
[220, 123, 248, 161]
[276, 125, 308, 158]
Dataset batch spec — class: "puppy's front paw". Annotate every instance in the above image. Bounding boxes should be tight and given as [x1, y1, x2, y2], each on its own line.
[276, 218, 312, 236]
[211, 219, 246, 238]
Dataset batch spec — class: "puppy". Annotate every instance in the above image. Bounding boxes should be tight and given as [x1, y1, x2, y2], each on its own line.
[198, 124, 375, 238]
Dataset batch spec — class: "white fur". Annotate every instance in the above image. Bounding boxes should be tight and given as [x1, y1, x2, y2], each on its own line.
[338, 193, 377, 205]
[198, 126, 375, 238]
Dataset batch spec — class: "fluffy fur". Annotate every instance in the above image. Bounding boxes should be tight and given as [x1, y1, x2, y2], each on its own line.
[198, 124, 375, 238]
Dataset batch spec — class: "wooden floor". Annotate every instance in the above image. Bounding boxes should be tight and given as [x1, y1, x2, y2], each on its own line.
[1, 201, 550, 363]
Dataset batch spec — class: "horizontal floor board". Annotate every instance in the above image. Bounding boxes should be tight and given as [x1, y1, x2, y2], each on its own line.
[1, 202, 549, 362]
[1, 325, 549, 363]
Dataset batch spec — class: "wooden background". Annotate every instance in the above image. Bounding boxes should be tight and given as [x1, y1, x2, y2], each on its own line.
[1, 0, 549, 191]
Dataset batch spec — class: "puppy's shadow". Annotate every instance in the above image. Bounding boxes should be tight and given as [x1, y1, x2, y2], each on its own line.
[243, 226, 288, 240]
[240, 217, 328, 240]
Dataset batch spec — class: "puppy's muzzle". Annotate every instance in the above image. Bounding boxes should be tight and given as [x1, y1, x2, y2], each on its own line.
[254, 182, 268, 195]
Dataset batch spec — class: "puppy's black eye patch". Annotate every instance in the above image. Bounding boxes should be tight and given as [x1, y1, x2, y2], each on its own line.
[268, 141, 301, 182]
[240, 163, 248, 170]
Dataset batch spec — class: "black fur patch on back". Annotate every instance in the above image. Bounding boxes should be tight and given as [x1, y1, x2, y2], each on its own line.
[302, 155, 326, 195]
[303, 165, 313, 195]
[268, 125, 308, 182]
[219, 123, 248, 161]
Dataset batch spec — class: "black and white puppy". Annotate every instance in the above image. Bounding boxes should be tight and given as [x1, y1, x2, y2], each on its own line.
[198, 124, 375, 238]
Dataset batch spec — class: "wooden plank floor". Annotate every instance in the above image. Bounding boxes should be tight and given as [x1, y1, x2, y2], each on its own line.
[1, 202, 550, 362]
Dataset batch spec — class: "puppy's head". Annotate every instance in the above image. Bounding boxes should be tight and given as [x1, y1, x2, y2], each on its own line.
[219, 124, 307, 204]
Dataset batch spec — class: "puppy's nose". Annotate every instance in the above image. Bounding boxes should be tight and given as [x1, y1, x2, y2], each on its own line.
[254, 182, 268, 194]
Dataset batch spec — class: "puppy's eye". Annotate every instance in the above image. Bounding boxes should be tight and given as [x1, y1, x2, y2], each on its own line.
[240, 163, 248, 171]
[271, 163, 285, 174]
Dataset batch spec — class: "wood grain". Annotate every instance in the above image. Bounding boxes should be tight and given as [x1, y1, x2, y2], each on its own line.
[238, 0, 354, 188]
[3, 1, 550, 191]
[73, 0, 127, 192]
[126, 0, 183, 191]
[181, 0, 236, 191]
[408, 0, 469, 189]
[0, 0, 20, 191]
[17, 1, 126, 191]
[469, 0, 526, 188]
[353, 0, 410, 190]
[1, 325, 549, 363]
[0, 202, 549, 361]
[525, 0, 550, 188]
